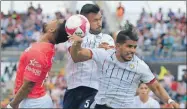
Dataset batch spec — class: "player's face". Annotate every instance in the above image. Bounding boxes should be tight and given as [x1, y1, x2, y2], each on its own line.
[138, 83, 149, 96]
[117, 40, 137, 61]
[86, 12, 102, 35]
[46, 19, 68, 44]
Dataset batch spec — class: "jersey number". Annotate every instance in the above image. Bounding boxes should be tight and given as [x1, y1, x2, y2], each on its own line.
[84, 100, 90, 108]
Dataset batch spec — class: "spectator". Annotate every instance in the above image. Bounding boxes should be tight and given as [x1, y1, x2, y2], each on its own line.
[116, 2, 125, 27]
[3, 14, 16, 30]
[176, 8, 183, 20]
[153, 33, 165, 57]
[11, 11, 18, 20]
[1, 30, 13, 48]
[27, 2, 35, 16]
[155, 8, 163, 22]
[140, 8, 147, 18]
[168, 8, 175, 20]
[55, 12, 64, 20]
[1, 12, 5, 30]
[147, 13, 155, 26]
[134, 83, 160, 108]
[31, 28, 41, 42]
[65, 9, 72, 20]
[36, 4, 42, 14]
[36, 4, 43, 21]
[137, 30, 144, 49]
[162, 32, 174, 58]
[140, 8, 148, 24]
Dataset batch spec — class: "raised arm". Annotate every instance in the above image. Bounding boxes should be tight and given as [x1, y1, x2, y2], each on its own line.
[69, 35, 92, 63]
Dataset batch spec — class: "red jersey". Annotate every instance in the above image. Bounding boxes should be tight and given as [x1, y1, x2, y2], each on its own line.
[14, 42, 55, 98]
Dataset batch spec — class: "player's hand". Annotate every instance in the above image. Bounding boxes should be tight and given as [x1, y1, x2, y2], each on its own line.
[99, 42, 110, 50]
[169, 102, 180, 109]
[68, 35, 83, 43]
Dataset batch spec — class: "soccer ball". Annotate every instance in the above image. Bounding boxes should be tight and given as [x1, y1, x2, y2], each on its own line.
[65, 14, 90, 38]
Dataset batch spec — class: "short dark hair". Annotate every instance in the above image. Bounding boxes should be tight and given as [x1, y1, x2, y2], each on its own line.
[138, 81, 144, 88]
[80, 4, 100, 16]
[116, 22, 138, 44]
[54, 20, 69, 44]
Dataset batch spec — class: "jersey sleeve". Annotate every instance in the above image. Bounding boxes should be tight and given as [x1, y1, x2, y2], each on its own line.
[24, 51, 48, 83]
[90, 48, 107, 64]
[101, 34, 115, 47]
[138, 61, 155, 84]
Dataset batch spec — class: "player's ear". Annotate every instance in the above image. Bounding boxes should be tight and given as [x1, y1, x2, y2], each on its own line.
[42, 23, 47, 33]
[49, 28, 56, 33]
[115, 43, 121, 50]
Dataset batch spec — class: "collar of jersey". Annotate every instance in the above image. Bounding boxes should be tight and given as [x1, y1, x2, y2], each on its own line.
[87, 32, 103, 38]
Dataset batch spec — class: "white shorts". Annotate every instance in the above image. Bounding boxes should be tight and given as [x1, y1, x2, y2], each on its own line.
[19, 94, 53, 108]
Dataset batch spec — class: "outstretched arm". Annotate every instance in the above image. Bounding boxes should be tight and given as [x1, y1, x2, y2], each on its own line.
[9, 79, 35, 108]
[147, 80, 179, 108]
[69, 35, 92, 63]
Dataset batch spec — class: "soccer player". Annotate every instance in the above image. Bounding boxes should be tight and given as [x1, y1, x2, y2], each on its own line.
[6, 19, 69, 108]
[63, 4, 115, 109]
[68, 22, 180, 108]
[134, 83, 160, 108]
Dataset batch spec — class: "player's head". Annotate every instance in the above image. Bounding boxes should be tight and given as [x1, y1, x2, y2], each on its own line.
[138, 83, 150, 96]
[115, 22, 138, 61]
[42, 19, 68, 44]
[80, 4, 102, 35]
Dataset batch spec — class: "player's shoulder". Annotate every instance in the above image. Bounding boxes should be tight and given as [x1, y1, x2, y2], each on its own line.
[102, 33, 113, 39]
[132, 55, 143, 63]
[133, 55, 149, 69]
[102, 33, 112, 37]
[25, 43, 53, 57]
[25, 43, 42, 54]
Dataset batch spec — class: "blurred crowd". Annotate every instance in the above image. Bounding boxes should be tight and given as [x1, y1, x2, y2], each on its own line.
[1, 2, 186, 56]
[135, 7, 186, 58]
[0, 2, 73, 49]
[1, 2, 43, 49]
[1, 2, 187, 108]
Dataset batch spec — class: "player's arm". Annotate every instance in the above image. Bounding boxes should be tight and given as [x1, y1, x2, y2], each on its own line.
[69, 35, 92, 63]
[147, 79, 179, 108]
[146, 80, 170, 103]
[9, 79, 35, 108]
[140, 61, 179, 108]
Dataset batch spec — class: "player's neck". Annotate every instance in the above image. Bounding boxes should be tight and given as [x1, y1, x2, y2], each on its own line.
[38, 34, 55, 44]
[115, 52, 128, 62]
[139, 95, 149, 103]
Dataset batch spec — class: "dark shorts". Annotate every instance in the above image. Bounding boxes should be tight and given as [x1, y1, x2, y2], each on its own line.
[94, 104, 113, 109]
[63, 86, 98, 109]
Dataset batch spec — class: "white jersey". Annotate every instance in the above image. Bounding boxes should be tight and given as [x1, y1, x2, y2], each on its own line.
[90, 48, 155, 108]
[64, 32, 115, 90]
[133, 96, 160, 108]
